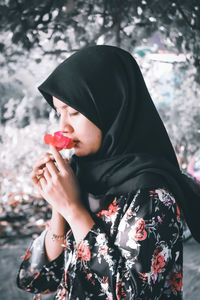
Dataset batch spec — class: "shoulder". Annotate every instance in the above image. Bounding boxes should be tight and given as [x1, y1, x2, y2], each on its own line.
[115, 186, 175, 205]
[95, 187, 178, 224]
[115, 187, 178, 218]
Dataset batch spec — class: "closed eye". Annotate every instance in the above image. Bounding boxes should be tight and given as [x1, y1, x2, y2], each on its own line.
[69, 112, 79, 116]
[55, 111, 79, 117]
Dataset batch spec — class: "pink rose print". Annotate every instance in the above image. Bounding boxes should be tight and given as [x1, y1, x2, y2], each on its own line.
[77, 242, 91, 264]
[97, 199, 118, 217]
[133, 218, 147, 241]
[152, 253, 166, 274]
[168, 270, 183, 292]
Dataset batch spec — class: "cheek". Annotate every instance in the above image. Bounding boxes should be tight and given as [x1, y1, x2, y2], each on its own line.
[95, 129, 102, 145]
[75, 116, 102, 146]
[88, 126, 102, 149]
[74, 117, 88, 134]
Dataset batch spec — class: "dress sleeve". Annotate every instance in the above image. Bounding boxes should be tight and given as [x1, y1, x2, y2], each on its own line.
[16, 229, 65, 294]
[72, 189, 183, 299]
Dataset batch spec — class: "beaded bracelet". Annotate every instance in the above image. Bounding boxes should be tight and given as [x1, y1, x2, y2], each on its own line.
[49, 227, 66, 242]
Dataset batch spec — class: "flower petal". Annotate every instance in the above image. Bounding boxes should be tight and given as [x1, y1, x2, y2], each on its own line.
[44, 132, 75, 151]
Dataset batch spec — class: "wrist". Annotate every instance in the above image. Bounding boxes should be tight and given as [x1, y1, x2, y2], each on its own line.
[62, 204, 89, 223]
[48, 226, 66, 242]
[62, 205, 95, 244]
[52, 208, 67, 223]
[48, 207, 68, 236]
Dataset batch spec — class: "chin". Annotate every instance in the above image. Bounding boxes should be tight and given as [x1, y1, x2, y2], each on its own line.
[75, 149, 95, 158]
[74, 149, 86, 157]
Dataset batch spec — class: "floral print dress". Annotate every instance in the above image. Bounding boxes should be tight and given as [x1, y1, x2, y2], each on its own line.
[17, 188, 183, 299]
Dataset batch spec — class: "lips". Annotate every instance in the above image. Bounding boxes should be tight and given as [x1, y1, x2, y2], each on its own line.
[62, 133, 79, 142]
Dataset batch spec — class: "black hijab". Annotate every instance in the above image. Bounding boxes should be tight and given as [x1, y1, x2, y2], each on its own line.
[38, 45, 200, 243]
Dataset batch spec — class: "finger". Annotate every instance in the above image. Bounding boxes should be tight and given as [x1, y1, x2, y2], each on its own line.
[45, 161, 60, 179]
[30, 170, 39, 184]
[37, 180, 43, 194]
[30, 169, 43, 182]
[31, 174, 43, 195]
[49, 145, 66, 173]
[33, 163, 47, 176]
[33, 154, 55, 174]
[30, 169, 46, 188]
[34, 153, 53, 166]
[32, 175, 39, 186]
[35, 155, 55, 170]
[43, 166, 52, 182]
[39, 177, 47, 189]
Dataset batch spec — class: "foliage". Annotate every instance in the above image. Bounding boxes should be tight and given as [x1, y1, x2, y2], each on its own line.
[136, 55, 200, 165]
[0, 81, 51, 127]
[163, 64, 200, 161]
[0, 0, 200, 80]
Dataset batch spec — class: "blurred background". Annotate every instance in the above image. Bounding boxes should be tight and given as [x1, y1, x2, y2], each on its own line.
[0, 0, 200, 299]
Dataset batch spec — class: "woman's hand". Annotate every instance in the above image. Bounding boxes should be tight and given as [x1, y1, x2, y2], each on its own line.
[31, 151, 54, 198]
[30, 145, 95, 243]
[31, 145, 82, 220]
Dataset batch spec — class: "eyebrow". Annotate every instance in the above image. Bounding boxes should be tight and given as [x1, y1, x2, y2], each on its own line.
[53, 104, 69, 109]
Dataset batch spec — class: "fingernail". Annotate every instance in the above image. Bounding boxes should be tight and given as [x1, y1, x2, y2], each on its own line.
[38, 169, 43, 174]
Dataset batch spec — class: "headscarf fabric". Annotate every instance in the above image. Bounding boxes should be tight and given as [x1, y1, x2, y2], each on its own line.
[38, 45, 200, 243]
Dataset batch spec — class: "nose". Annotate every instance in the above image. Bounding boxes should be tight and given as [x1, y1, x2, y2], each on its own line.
[60, 114, 74, 134]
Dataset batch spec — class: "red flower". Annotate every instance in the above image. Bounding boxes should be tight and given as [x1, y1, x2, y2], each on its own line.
[139, 272, 148, 281]
[97, 199, 118, 217]
[59, 287, 67, 300]
[152, 253, 166, 274]
[34, 272, 40, 280]
[176, 204, 181, 220]
[99, 245, 108, 256]
[102, 276, 109, 284]
[86, 273, 92, 281]
[23, 248, 31, 260]
[44, 131, 75, 151]
[133, 218, 147, 241]
[168, 271, 183, 292]
[116, 281, 126, 299]
[149, 190, 158, 198]
[77, 242, 91, 263]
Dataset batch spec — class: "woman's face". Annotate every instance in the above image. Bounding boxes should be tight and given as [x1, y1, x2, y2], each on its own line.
[53, 96, 102, 157]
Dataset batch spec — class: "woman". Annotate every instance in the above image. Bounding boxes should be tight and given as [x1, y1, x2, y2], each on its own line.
[17, 45, 200, 299]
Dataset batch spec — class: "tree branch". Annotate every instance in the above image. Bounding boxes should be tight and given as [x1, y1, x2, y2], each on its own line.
[176, 0, 197, 30]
